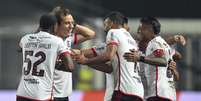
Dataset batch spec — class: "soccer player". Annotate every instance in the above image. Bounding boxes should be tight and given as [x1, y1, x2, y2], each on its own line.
[51, 6, 95, 101]
[124, 17, 176, 101]
[75, 12, 144, 101]
[77, 16, 183, 101]
[74, 16, 130, 101]
[16, 14, 74, 101]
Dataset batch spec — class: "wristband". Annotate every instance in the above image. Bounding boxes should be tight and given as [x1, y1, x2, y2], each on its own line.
[139, 56, 145, 62]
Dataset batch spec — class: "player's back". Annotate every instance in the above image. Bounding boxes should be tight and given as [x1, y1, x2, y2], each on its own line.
[17, 31, 66, 100]
[106, 28, 144, 99]
[144, 36, 176, 100]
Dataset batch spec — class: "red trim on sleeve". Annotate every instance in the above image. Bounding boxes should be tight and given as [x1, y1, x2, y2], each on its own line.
[153, 49, 164, 57]
[155, 65, 158, 96]
[91, 48, 98, 56]
[73, 33, 78, 45]
[116, 53, 121, 90]
[59, 51, 71, 59]
[107, 41, 119, 46]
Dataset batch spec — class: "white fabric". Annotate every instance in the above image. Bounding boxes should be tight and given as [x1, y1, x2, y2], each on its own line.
[106, 28, 144, 99]
[53, 33, 75, 97]
[144, 36, 176, 101]
[17, 31, 68, 100]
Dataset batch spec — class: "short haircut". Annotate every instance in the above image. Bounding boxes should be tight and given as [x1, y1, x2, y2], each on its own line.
[123, 16, 128, 24]
[140, 17, 161, 35]
[51, 6, 71, 25]
[39, 14, 57, 31]
[104, 11, 124, 25]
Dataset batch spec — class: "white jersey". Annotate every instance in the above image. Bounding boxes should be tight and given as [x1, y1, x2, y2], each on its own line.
[144, 36, 176, 101]
[17, 31, 69, 100]
[53, 33, 77, 97]
[106, 28, 144, 99]
[139, 62, 148, 101]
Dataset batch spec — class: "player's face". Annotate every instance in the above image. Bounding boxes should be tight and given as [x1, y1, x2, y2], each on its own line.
[103, 18, 113, 33]
[57, 14, 74, 38]
[137, 23, 153, 41]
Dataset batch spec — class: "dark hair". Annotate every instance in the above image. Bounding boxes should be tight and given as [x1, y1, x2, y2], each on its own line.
[140, 17, 161, 35]
[123, 16, 128, 24]
[104, 11, 124, 25]
[51, 6, 71, 25]
[39, 14, 57, 32]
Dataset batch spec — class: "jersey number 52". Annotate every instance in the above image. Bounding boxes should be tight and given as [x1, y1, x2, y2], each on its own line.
[23, 51, 46, 77]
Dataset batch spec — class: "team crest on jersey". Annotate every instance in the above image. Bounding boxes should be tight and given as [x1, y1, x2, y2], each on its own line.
[29, 36, 36, 39]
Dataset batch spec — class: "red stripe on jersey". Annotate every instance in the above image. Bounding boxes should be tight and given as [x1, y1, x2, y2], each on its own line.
[155, 65, 158, 96]
[153, 49, 164, 57]
[91, 47, 97, 56]
[73, 33, 78, 45]
[16, 96, 52, 101]
[116, 53, 121, 90]
[154, 65, 174, 101]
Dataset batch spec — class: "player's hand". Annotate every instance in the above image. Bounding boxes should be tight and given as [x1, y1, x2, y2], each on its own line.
[174, 34, 186, 46]
[123, 49, 140, 62]
[74, 52, 88, 65]
[71, 49, 81, 55]
[70, 49, 81, 60]
[168, 60, 177, 70]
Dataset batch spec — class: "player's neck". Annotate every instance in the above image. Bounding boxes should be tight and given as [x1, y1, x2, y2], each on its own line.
[112, 24, 122, 29]
[147, 35, 155, 42]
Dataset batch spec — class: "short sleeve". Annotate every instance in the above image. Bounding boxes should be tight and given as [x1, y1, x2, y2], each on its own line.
[19, 36, 25, 48]
[106, 30, 119, 46]
[150, 41, 166, 57]
[57, 38, 69, 55]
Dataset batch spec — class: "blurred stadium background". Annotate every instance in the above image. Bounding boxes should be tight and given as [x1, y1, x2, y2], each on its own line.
[1, 0, 201, 101]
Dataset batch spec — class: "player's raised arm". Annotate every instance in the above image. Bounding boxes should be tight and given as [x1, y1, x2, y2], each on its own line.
[165, 34, 186, 46]
[73, 24, 96, 44]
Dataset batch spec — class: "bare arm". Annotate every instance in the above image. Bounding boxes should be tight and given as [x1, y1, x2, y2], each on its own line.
[88, 63, 113, 73]
[81, 48, 97, 58]
[172, 69, 180, 81]
[74, 24, 96, 44]
[57, 52, 74, 72]
[124, 49, 167, 66]
[72, 45, 113, 73]
[141, 55, 167, 66]
[75, 44, 117, 65]
[165, 35, 186, 46]
[173, 50, 182, 61]
[168, 61, 180, 81]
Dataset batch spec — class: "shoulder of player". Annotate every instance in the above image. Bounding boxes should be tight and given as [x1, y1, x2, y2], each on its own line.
[107, 29, 126, 37]
[151, 36, 170, 48]
[20, 33, 36, 40]
[51, 35, 64, 42]
[151, 36, 165, 43]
